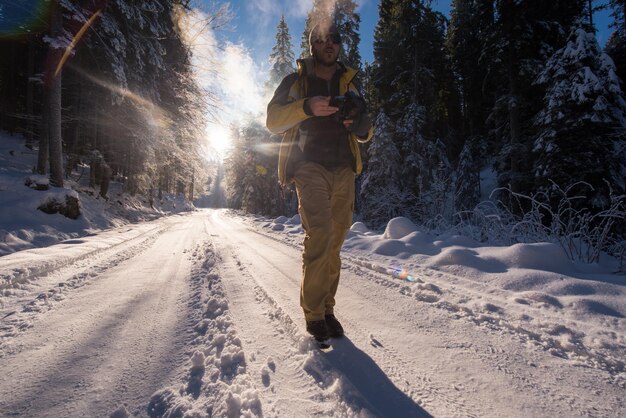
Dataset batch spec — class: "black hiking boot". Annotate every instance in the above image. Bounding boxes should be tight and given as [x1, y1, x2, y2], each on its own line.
[306, 319, 330, 348]
[325, 314, 344, 338]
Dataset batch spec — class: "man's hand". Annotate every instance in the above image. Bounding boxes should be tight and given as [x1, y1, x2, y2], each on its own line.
[306, 96, 339, 117]
[345, 112, 372, 138]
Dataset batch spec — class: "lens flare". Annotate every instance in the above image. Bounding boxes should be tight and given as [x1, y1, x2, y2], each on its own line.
[388, 266, 418, 282]
[0, 0, 50, 39]
[55, 9, 102, 77]
[256, 164, 267, 176]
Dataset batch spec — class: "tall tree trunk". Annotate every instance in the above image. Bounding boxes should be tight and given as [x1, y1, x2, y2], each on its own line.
[4, 43, 17, 135]
[66, 80, 82, 178]
[504, 2, 521, 194]
[26, 40, 35, 147]
[46, 1, 64, 187]
[507, 65, 521, 194]
[189, 167, 195, 202]
[37, 92, 49, 174]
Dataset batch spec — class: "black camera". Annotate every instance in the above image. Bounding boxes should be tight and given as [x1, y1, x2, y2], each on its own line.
[329, 90, 366, 121]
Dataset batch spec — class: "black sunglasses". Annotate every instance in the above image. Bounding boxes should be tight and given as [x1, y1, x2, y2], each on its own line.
[312, 33, 341, 45]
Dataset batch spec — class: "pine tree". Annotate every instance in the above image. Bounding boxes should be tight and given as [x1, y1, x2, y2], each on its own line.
[482, 0, 586, 194]
[359, 112, 405, 227]
[454, 140, 481, 212]
[447, 0, 494, 141]
[267, 15, 295, 91]
[606, 0, 626, 85]
[225, 122, 283, 215]
[373, 0, 457, 141]
[300, 0, 329, 59]
[225, 126, 246, 209]
[361, 61, 375, 107]
[370, 0, 458, 222]
[394, 101, 431, 220]
[333, 0, 362, 70]
[533, 28, 626, 208]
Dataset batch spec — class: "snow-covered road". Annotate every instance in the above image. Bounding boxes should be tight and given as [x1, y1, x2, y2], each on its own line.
[0, 214, 209, 416]
[1, 209, 624, 417]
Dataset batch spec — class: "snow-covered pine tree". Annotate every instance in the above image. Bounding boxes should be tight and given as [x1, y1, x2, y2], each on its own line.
[372, 0, 458, 223]
[606, 0, 626, 85]
[359, 112, 405, 227]
[454, 140, 481, 212]
[482, 0, 586, 195]
[333, 0, 362, 70]
[111, 0, 170, 187]
[393, 101, 431, 220]
[225, 122, 282, 216]
[533, 28, 626, 208]
[419, 138, 452, 223]
[225, 126, 246, 209]
[161, 3, 211, 201]
[267, 15, 295, 91]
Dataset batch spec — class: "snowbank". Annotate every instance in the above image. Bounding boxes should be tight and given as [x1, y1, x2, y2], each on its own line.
[0, 132, 195, 256]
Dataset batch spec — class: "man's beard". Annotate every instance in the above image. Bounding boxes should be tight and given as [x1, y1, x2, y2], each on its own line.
[313, 49, 337, 67]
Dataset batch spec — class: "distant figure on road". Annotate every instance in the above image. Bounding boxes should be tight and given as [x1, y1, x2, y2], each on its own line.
[266, 17, 373, 347]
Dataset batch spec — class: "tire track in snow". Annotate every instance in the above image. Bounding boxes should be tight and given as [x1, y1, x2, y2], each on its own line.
[0, 224, 167, 349]
[234, 211, 626, 416]
[206, 211, 455, 417]
[0, 223, 165, 291]
[331, 261, 624, 418]
[0, 215, 202, 417]
[344, 255, 626, 388]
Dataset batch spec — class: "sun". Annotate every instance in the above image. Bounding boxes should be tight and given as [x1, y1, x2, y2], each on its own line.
[206, 123, 233, 158]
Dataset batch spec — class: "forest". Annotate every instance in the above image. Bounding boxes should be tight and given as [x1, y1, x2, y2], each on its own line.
[0, 0, 214, 201]
[226, 0, 626, 264]
[1, 0, 625, 263]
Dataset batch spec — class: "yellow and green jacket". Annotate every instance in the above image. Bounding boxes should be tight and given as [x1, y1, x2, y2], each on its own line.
[266, 57, 374, 186]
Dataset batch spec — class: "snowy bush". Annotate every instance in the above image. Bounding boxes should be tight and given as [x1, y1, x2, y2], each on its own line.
[455, 181, 625, 265]
[454, 200, 516, 245]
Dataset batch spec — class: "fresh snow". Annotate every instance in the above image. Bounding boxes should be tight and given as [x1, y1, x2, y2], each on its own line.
[1, 132, 625, 417]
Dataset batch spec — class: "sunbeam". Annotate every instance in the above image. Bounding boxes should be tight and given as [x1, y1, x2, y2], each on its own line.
[68, 64, 171, 130]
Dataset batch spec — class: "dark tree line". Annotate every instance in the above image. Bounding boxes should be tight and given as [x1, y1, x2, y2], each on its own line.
[361, 0, 626, 228]
[0, 0, 217, 200]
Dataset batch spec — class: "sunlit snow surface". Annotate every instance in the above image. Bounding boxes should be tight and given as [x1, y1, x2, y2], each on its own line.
[1, 131, 625, 417]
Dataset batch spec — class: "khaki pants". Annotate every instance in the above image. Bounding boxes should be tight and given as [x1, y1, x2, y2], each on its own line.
[293, 162, 355, 321]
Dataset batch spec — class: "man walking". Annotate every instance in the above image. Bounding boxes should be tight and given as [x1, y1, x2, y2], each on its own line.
[266, 18, 373, 347]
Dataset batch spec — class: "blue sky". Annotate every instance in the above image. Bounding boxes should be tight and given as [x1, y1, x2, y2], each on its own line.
[196, 0, 615, 71]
